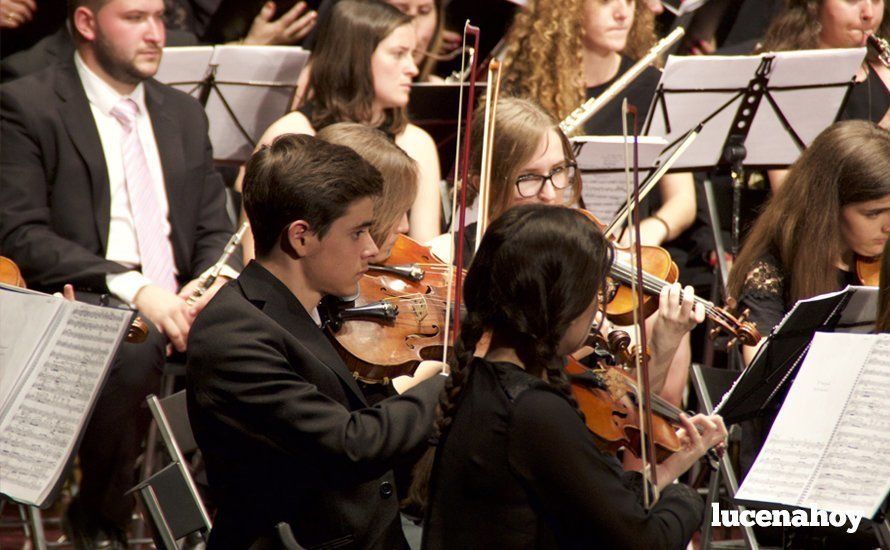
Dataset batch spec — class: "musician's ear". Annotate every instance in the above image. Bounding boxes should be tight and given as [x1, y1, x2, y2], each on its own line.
[72, 7, 98, 42]
[281, 220, 317, 258]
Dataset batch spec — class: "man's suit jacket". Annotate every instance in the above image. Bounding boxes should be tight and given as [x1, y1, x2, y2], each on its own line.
[0, 58, 234, 293]
[186, 261, 446, 549]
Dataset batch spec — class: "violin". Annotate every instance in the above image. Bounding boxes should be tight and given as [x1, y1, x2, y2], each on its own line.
[856, 254, 880, 286]
[1, 256, 27, 288]
[320, 234, 461, 383]
[0, 255, 148, 343]
[578, 210, 761, 347]
[566, 332, 683, 462]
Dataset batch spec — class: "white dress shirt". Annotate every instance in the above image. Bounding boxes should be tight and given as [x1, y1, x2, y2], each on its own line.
[74, 52, 175, 304]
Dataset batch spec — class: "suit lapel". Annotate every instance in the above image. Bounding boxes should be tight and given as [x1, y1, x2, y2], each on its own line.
[55, 62, 111, 251]
[144, 80, 188, 272]
[238, 262, 369, 406]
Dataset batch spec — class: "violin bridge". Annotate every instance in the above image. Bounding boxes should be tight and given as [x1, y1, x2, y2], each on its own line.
[405, 295, 429, 322]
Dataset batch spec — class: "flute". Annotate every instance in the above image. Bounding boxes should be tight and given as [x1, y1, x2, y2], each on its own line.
[186, 222, 249, 306]
[559, 27, 685, 137]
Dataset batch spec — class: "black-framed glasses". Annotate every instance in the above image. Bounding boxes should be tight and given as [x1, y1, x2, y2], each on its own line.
[513, 162, 577, 198]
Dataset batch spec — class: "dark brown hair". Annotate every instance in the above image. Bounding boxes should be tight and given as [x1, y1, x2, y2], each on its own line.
[407, 204, 613, 511]
[760, 0, 890, 63]
[306, 0, 412, 135]
[728, 121, 890, 305]
[242, 134, 383, 257]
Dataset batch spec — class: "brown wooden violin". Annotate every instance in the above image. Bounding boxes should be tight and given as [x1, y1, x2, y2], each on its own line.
[566, 331, 683, 462]
[856, 254, 880, 286]
[577, 210, 761, 347]
[320, 234, 461, 383]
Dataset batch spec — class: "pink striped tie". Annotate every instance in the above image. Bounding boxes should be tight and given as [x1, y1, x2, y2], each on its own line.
[110, 98, 178, 293]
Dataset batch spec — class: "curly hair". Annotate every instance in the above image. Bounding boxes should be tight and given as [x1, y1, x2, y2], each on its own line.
[501, 0, 658, 120]
[760, 0, 890, 63]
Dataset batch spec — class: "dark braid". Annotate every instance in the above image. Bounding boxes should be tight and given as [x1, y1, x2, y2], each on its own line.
[405, 311, 484, 513]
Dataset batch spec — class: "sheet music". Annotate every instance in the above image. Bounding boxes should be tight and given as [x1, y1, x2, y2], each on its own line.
[646, 48, 866, 170]
[0, 290, 131, 506]
[154, 45, 310, 163]
[715, 285, 877, 419]
[572, 136, 666, 225]
[735, 332, 890, 518]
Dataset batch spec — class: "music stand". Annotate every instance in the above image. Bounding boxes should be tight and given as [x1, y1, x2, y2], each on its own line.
[155, 45, 310, 164]
[409, 82, 486, 179]
[570, 135, 666, 225]
[714, 285, 877, 426]
[643, 48, 866, 252]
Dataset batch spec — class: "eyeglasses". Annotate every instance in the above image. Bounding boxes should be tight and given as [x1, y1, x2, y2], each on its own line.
[513, 162, 577, 198]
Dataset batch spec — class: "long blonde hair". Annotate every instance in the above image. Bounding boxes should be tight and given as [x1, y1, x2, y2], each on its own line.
[316, 123, 418, 246]
[501, 0, 656, 120]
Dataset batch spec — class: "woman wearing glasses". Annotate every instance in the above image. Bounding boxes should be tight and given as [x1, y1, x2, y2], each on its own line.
[431, 97, 703, 402]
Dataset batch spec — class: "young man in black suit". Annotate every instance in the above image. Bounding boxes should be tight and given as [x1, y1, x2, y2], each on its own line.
[0, 0, 236, 545]
[186, 134, 447, 549]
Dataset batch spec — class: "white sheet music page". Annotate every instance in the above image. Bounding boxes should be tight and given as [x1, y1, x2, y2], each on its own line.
[735, 332, 890, 518]
[572, 136, 666, 225]
[0, 291, 131, 506]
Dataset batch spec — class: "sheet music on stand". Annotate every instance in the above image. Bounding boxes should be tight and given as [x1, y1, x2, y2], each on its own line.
[715, 285, 877, 426]
[0, 283, 132, 507]
[571, 135, 667, 225]
[734, 332, 890, 520]
[644, 48, 866, 170]
[155, 45, 310, 164]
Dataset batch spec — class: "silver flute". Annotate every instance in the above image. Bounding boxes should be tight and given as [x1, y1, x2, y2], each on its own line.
[186, 221, 249, 306]
[560, 27, 686, 137]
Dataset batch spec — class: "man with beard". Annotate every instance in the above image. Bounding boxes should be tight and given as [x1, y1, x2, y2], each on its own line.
[0, 0, 237, 546]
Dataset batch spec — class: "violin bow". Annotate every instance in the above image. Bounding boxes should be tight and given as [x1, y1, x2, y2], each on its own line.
[441, 21, 480, 363]
[474, 59, 502, 248]
[622, 99, 660, 509]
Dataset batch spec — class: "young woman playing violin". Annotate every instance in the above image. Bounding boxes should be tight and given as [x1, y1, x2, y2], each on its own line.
[238, 0, 441, 257]
[500, 0, 696, 249]
[420, 204, 727, 549]
[727, 120, 890, 488]
[435, 97, 702, 405]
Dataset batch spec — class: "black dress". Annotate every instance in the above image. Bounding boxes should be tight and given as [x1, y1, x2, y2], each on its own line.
[840, 64, 890, 124]
[583, 56, 662, 137]
[423, 358, 704, 550]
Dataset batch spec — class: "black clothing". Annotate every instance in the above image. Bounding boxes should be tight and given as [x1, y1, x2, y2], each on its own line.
[0, 58, 235, 527]
[187, 261, 446, 549]
[583, 55, 662, 137]
[423, 358, 704, 550]
[840, 64, 890, 124]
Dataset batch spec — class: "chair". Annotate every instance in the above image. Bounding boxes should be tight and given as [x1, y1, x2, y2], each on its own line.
[131, 391, 212, 549]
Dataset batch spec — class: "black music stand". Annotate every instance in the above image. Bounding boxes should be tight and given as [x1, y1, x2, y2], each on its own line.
[714, 285, 877, 426]
[643, 47, 866, 254]
[154, 45, 309, 164]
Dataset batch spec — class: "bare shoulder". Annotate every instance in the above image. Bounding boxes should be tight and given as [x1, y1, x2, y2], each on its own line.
[258, 111, 316, 148]
[396, 123, 438, 161]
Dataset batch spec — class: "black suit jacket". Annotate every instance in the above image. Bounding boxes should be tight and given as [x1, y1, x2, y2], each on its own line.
[0, 58, 234, 293]
[186, 261, 446, 549]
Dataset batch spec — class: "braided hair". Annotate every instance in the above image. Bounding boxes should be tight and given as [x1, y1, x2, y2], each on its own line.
[407, 204, 613, 511]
